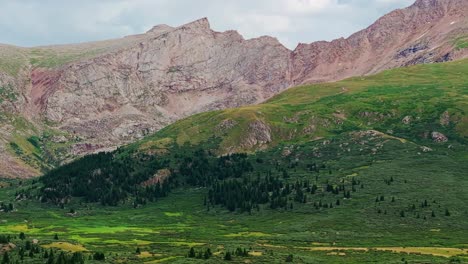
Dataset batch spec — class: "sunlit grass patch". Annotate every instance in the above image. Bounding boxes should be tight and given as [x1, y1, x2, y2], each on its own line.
[69, 226, 155, 234]
[224, 231, 271, 237]
[249, 251, 263, 256]
[373, 247, 468, 258]
[164, 212, 183, 217]
[138, 252, 162, 258]
[327, 251, 346, 256]
[257, 243, 286, 249]
[103, 239, 152, 246]
[311, 242, 330, 246]
[152, 241, 205, 247]
[302, 246, 468, 258]
[69, 235, 101, 243]
[144, 256, 181, 263]
[42, 242, 87, 252]
[4, 224, 29, 232]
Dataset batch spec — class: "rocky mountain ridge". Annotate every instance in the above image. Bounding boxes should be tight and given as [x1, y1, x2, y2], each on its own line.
[0, 0, 467, 178]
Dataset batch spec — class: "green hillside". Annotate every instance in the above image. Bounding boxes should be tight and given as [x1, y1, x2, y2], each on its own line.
[141, 59, 468, 153]
[0, 60, 467, 263]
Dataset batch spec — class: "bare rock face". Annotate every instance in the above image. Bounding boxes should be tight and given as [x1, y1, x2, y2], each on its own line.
[0, 0, 467, 177]
[402, 116, 412, 125]
[440, 111, 450, 126]
[291, 0, 468, 84]
[215, 119, 238, 135]
[431, 131, 449, 142]
[35, 18, 291, 149]
[242, 120, 272, 149]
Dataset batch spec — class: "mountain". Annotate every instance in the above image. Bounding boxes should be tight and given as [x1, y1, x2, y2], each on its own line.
[292, 0, 468, 83]
[3, 59, 466, 263]
[0, 0, 467, 178]
[132, 59, 468, 155]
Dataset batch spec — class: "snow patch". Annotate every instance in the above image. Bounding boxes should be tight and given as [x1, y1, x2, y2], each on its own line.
[450, 21, 456, 25]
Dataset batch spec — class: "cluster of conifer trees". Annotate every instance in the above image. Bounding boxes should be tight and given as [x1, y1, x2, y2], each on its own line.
[40, 150, 170, 206]
[0, 203, 13, 212]
[37, 141, 365, 215]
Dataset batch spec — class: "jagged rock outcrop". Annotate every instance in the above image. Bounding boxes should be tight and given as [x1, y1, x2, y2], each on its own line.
[431, 131, 449, 142]
[241, 120, 272, 149]
[0, 0, 467, 178]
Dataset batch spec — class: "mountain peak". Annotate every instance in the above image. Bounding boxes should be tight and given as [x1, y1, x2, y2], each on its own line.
[178, 17, 211, 30]
[146, 24, 174, 34]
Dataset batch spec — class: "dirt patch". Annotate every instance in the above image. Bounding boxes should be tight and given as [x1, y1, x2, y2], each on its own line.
[142, 168, 171, 187]
[0, 243, 16, 254]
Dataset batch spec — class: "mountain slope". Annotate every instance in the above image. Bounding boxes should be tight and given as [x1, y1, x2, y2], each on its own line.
[1, 59, 466, 263]
[39, 59, 468, 203]
[292, 0, 468, 83]
[0, 0, 467, 178]
[138, 59, 468, 154]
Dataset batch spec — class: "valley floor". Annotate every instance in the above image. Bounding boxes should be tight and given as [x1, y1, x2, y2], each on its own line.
[1, 139, 467, 263]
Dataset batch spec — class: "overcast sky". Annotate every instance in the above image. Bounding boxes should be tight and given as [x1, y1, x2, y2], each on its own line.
[0, 0, 415, 49]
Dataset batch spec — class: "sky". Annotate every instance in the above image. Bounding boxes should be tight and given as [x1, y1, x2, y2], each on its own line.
[0, 0, 415, 49]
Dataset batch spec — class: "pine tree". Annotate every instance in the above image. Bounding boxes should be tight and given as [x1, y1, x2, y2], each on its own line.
[19, 247, 25, 260]
[1, 252, 9, 264]
[93, 252, 105, 261]
[25, 240, 31, 250]
[204, 248, 212, 259]
[136, 247, 141, 254]
[188, 247, 196, 258]
[224, 251, 232, 261]
[445, 209, 450, 216]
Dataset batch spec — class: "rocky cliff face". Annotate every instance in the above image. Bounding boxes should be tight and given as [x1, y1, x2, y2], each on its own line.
[38, 18, 291, 150]
[0, 0, 467, 178]
[291, 0, 468, 83]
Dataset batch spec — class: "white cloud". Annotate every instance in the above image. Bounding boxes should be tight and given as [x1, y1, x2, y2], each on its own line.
[281, 0, 335, 14]
[232, 14, 292, 35]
